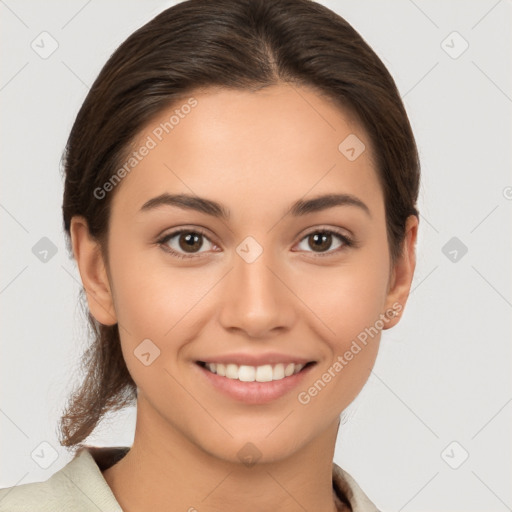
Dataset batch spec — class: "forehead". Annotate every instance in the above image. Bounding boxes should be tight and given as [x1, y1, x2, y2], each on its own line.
[111, 84, 383, 221]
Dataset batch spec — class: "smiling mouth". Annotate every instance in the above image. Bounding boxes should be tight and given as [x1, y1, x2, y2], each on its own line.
[196, 361, 316, 383]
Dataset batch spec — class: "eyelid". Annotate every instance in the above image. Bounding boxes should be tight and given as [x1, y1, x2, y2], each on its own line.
[299, 225, 353, 242]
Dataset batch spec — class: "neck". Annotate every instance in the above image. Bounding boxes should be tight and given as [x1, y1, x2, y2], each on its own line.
[102, 397, 344, 512]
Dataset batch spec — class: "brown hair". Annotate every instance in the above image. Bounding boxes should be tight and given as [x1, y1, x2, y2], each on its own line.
[59, 0, 420, 450]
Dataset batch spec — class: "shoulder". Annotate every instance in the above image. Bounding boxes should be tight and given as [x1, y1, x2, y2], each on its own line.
[0, 446, 128, 512]
[332, 462, 383, 512]
[0, 472, 73, 512]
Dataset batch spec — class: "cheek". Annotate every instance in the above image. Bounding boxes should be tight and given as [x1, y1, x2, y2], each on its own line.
[109, 252, 202, 339]
[297, 252, 390, 344]
[107, 248, 205, 397]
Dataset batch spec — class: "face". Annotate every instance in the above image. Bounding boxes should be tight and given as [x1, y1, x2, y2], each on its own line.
[82, 83, 413, 463]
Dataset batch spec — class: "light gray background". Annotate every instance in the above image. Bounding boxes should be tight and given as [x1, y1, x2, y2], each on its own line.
[1, 1, 511, 510]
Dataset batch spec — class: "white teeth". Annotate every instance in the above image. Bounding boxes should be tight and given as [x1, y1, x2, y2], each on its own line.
[272, 363, 285, 380]
[202, 362, 308, 382]
[238, 365, 256, 382]
[256, 364, 273, 382]
[284, 363, 295, 377]
[226, 363, 238, 379]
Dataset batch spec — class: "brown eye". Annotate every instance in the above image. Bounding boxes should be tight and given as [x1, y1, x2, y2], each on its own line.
[296, 229, 353, 256]
[158, 229, 216, 259]
[178, 232, 204, 253]
[307, 232, 333, 252]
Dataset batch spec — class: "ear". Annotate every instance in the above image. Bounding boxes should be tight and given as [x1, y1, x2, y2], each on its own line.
[69, 216, 117, 326]
[382, 215, 419, 329]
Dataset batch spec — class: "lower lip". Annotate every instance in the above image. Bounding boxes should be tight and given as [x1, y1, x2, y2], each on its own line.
[196, 363, 315, 405]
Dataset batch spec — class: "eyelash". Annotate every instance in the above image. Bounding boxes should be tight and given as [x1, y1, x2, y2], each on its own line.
[157, 227, 356, 260]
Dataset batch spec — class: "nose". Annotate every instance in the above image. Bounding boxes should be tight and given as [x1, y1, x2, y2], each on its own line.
[218, 245, 296, 339]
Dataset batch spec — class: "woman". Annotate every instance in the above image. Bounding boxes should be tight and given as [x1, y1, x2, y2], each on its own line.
[0, 0, 419, 510]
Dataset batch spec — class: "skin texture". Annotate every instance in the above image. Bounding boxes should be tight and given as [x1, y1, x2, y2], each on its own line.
[70, 83, 418, 512]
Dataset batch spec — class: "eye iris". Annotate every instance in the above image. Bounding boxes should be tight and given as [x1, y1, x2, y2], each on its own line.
[179, 232, 202, 253]
[309, 232, 332, 252]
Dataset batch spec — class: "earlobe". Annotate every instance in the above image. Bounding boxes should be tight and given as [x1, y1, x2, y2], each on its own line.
[382, 215, 419, 329]
[69, 216, 117, 326]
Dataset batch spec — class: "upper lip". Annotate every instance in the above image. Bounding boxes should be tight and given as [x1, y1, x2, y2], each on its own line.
[197, 352, 316, 366]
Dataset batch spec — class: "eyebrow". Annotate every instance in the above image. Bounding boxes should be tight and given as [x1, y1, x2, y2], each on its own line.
[140, 192, 371, 219]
